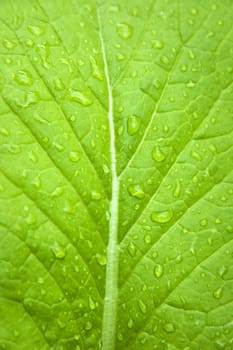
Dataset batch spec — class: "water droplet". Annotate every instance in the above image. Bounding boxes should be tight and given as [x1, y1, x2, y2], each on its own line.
[3, 39, 16, 49]
[25, 39, 34, 47]
[102, 164, 110, 174]
[144, 234, 151, 244]
[213, 286, 223, 299]
[127, 318, 134, 328]
[160, 55, 170, 65]
[152, 39, 164, 49]
[25, 213, 36, 225]
[191, 151, 202, 161]
[0, 128, 9, 136]
[96, 254, 107, 266]
[91, 190, 101, 200]
[31, 176, 41, 189]
[154, 263, 163, 278]
[127, 183, 145, 199]
[53, 142, 65, 152]
[180, 63, 188, 72]
[69, 90, 92, 106]
[215, 217, 221, 224]
[69, 151, 80, 162]
[51, 243, 66, 259]
[89, 296, 96, 310]
[163, 322, 175, 333]
[138, 299, 147, 314]
[151, 210, 173, 223]
[127, 115, 141, 135]
[54, 77, 64, 90]
[90, 56, 103, 81]
[188, 50, 195, 59]
[14, 70, 32, 86]
[63, 200, 75, 214]
[117, 332, 123, 341]
[127, 242, 136, 257]
[187, 80, 195, 88]
[116, 52, 125, 60]
[152, 145, 166, 162]
[173, 180, 181, 198]
[51, 186, 63, 198]
[200, 218, 207, 227]
[28, 150, 38, 163]
[8, 144, 21, 154]
[85, 321, 92, 330]
[116, 23, 132, 39]
[27, 25, 44, 36]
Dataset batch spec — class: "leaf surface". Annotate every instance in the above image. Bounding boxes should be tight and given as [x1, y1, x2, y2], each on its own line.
[0, 1, 233, 349]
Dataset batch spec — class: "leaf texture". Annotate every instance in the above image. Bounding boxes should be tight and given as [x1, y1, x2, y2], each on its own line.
[0, 0, 233, 349]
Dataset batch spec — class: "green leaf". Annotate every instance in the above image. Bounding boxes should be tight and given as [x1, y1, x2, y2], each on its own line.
[0, 1, 233, 349]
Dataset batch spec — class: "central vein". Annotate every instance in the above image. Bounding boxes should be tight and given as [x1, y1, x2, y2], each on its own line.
[98, 12, 119, 350]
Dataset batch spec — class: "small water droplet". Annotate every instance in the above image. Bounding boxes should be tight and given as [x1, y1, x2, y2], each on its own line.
[28, 150, 38, 163]
[173, 180, 181, 198]
[8, 144, 21, 154]
[127, 242, 136, 257]
[69, 151, 80, 162]
[90, 56, 103, 81]
[191, 150, 202, 161]
[154, 263, 163, 278]
[188, 50, 195, 59]
[160, 55, 170, 65]
[144, 234, 151, 244]
[127, 318, 134, 328]
[117, 332, 123, 341]
[163, 322, 175, 333]
[151, 209, 173, 223]
[127, 115, 141, 135]
[69, 90, 92, 106]
[152, 39, 164, 49]
[25, 213, 36, 225]
[91, 190, 101, 200]
[138, 299, 147, 314]
[53, 142, 65, 152]
[213, 286, 223, 299]
[51, 243, 66, 259]
[63, 200, 75, 214]
[14, 70, 32, 86]
[116, 52, 125, 60]
[85, 321, 92, 330]
[89, 296, 96, 310]
[25, 39, 34, 47]
[102, 164, 110, 174]
[180, 63, 188, 72]
[116, 23, 133, 39]
[27, 25, 44, 36]
[127, 183, 145, 199]
[53, 77, 65, 90]
[51, 186, 63, 198]
[96, 254, 107, 266]
[200, 218, 207, 227]
[0, 128, 9, 136]
[31, 176, 41, 189]
[152, 145, 166, 162]
[3, 39, 16, 49]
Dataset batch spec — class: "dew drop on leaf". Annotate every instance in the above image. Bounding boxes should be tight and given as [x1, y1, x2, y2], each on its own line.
[213, 287, 223, 299]
[27, 25, 44, 36]
[69, 151, 80, 162]
[68, 90, 93, 106]
[127, 318, 134, 329]
[127, 115, 141, 135]
[138, 299, 147, 314]
[96, 254, 107, 266]
[91, 190, 102, 200]
[3, 39, 15, 49]
[163, 322, 175, 333]
[127, 242, 136, 257]
[151, 209, 173, 223]
[152, 145, 166, 162]
[89, 296, 96, 310]
[116, 23, 133, 39]
[90, 56, 103, 81]
[144, 234, 151, 244]
[152, 39, 164, 49]
[127, 183, 145, 199]
[14, 70, 32, 86]
[51, 186, 63, 198]
[154, 263, 163, 278]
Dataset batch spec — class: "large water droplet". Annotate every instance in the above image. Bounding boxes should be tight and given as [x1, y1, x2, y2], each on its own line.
[152, 145, 165, 162]
[213, 286, 223, 299]
[127, 242, 136, 257]
[163, 322, 175, 333]
[127, 115, 141, 135]
[151, 209, 173, 223]
[152, 39, 164, 49]
[138, 299, 147, 314]
[27, 25, 44, 36]
[14, 70, 32, 86]
[69, 90, 92, 106]
[96, 254, 107, 266]
[90, 56, 103, 81]
[69, 151, 80, 162]
[127, 183, 145, 199]
[154, 263, 163, 278]
[116, 23, 133, 39]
